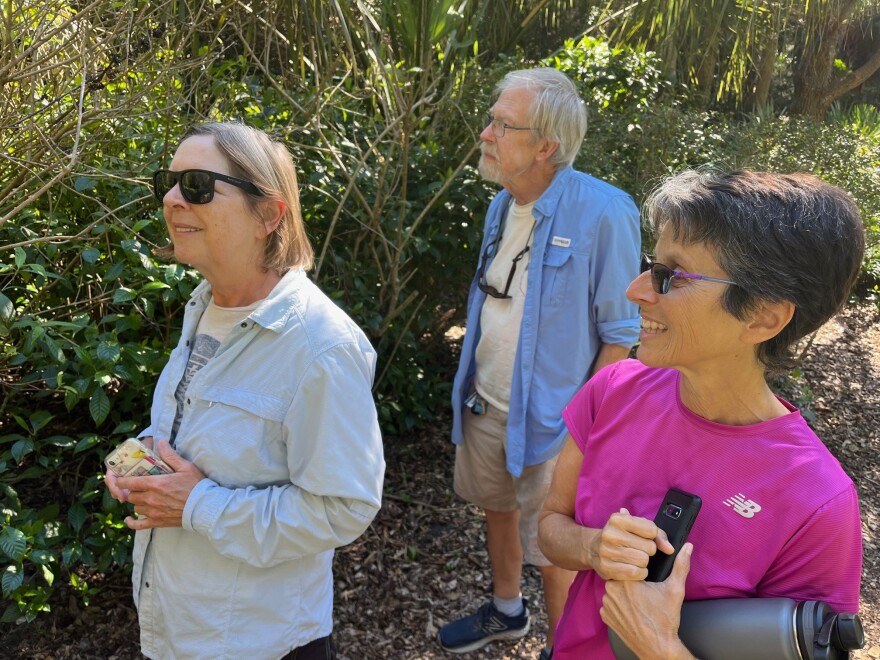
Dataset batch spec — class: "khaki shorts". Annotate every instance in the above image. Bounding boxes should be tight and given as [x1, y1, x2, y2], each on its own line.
[454, 400, 557, 566]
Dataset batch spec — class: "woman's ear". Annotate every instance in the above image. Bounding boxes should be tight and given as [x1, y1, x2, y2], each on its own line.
[259, 199, 286, 237]
[741, 300, 796, 344]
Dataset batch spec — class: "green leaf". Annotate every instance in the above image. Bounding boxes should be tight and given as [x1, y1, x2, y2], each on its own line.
[112, 542, 129, 568]
[96, 342, 121, 364]
[105, 262, 125, 281]
[74, 434, 100, 454]
[81, 247, 101, 264]
[0, 292, 13, 323]
[64, 387, 80, 411]
[13, 247, 26, 268]
[41, 564, 54, 587]
[1, 602, 21, 623]
[0, 527, 27, 561]
[39, 335, 64, 362]
[113, 288, 136, 303]
[30, 550, 54, 566]
[74, 177, 98, 191]
[29, 410, 54, 433]
[44, 435, 75, 448]
[0, 433, 26, 445]
[89, 389, 111, 425]
[2, 565, 23, 597]
[10, 438, 34, 463]
[62, 542, 83, 566]
[68, 503, 88, 532]
[163, 264, 185, 285]
[112, 420, 138, 434]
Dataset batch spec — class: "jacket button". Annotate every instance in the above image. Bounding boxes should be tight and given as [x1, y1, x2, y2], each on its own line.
[186, 398, 191, 405]
[145, 581, 150, 588]
[240, 322, 247, 327]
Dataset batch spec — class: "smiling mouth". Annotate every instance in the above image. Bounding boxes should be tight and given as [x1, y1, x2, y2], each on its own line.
[173, 226, 201, 234]
[641, 318, 668, 333]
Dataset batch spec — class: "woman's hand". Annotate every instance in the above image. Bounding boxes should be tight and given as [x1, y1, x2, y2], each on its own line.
[600, 542, 695, 660]
[113, 440, 206, 530]
[105, 436, 155, 504]
[590, 508, 674, 581]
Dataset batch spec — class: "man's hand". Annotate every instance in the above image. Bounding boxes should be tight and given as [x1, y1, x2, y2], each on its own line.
[601, 542, 695, 660]
[591, 508, 674, 581]
[111, 440, 206, 530]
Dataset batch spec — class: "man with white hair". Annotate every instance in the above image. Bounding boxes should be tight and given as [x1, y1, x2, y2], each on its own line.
[439, 68, 640, 658]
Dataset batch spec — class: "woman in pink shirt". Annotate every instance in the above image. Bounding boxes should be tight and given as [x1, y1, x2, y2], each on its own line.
[538, 170, 864, 659]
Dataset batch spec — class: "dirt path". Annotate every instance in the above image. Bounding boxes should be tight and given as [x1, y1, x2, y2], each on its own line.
[801, 303, 880, 659]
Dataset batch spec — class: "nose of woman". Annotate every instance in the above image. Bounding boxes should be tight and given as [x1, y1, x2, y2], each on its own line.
[626, 268, 657, 306]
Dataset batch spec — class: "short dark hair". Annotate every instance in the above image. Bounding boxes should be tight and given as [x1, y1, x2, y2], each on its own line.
[644, 169, 865, 375]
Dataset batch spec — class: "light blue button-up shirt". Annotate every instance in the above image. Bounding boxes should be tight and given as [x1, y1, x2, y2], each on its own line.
[133, 269, 384, 659]
[451, 166, 640, 477]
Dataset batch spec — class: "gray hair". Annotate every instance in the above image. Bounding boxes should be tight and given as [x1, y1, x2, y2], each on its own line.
[644, 169, 865, 375]
[495, 68, 587, 169]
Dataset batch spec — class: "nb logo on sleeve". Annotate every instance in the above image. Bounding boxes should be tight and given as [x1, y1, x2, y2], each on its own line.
[724, 493, 762, 518]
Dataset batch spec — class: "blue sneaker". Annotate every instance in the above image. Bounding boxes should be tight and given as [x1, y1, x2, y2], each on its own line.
[438, 598, 530, 653]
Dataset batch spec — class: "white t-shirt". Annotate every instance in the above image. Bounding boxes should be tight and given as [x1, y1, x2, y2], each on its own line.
[475, 200, 536, 412]
[170, 297, 261, 442]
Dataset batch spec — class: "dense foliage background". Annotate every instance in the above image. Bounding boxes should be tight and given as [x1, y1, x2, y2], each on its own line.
[2, 0, 880, 626]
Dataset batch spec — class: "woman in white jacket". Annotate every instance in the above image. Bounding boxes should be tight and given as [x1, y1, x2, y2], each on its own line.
[105, 122, 384, 660]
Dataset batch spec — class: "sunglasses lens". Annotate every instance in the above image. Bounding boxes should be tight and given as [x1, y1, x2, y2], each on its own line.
[180, 171, 214, 204]
[153, 171, 176, 201]
[652, 265, 673, 294]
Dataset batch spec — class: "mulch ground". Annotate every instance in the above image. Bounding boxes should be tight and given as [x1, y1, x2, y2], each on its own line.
[2, 302, 879, 660]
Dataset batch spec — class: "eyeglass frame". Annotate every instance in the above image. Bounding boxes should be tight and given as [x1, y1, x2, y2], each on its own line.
[152, 169, 263, 204]
[483, 112, 534, 139]
[640, 253, 738, 294]
[477, 219, 538, 299]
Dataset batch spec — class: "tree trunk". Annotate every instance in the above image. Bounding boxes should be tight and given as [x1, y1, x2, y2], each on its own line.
[789, 0, 880, 120]
[743, 27, 779, 113]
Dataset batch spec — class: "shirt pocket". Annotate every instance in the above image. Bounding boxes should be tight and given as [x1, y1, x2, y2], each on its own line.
[190, 385, 289, 486]
[541, 245, 572, 306]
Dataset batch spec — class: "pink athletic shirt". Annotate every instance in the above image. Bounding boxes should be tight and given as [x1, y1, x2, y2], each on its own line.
[554, 360, 862, 659]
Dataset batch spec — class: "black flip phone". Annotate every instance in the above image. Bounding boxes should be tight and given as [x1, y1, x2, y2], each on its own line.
[645, 488, 702, 582]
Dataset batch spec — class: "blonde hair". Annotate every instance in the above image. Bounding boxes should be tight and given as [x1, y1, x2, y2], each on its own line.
[156, 122, 314, 273]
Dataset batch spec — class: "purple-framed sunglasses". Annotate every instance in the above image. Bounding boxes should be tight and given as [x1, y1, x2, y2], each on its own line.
[641, 254, 738, 294]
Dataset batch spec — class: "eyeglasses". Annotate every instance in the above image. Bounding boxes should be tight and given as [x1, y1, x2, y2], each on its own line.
[484, 112, 534, 138]
[478, 220, 537, 299]
[641, 254, 738, 294]
[152, 169, 263, 204]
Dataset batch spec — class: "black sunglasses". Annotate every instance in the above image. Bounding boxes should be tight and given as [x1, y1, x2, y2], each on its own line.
[152, 169, 263, 204]
[477, 220, 537, 299]
[640, 253, 738, 294]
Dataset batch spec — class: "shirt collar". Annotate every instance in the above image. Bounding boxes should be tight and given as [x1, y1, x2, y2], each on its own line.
[189, 269, 308, 334]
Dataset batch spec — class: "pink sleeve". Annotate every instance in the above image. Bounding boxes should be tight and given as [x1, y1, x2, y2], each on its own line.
[562, 363, 615, 453]
[757, 485, 862, 613]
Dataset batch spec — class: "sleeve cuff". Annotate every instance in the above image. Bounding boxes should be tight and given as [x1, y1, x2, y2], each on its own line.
[597, 318, 640, 347]
[181, 478, 221, 533]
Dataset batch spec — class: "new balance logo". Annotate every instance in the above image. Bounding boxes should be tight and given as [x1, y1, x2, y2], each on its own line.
[724, 493, 762, 518]
[483, 616, 510, 635]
